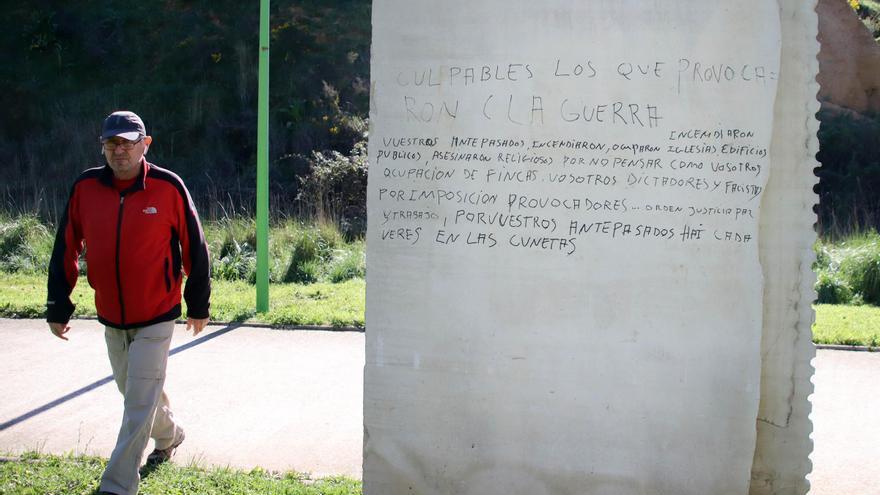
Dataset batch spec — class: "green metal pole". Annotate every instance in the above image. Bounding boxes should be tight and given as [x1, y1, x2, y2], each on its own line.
[256, 0, 270, 313]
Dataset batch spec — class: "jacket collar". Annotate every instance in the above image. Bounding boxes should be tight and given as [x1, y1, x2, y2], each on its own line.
[98, 158, 149, 192]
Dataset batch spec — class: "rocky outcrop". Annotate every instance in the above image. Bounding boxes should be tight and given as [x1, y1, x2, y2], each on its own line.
[818, 0, 880, 115]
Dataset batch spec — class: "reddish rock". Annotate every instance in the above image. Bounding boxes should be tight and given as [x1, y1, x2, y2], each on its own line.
[818, 0, 880, 115]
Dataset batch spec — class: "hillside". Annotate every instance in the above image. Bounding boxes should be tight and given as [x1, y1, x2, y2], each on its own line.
[0, 1, 877, 236]
[0, 0, 370, 224]
[816, 0, 880, 236]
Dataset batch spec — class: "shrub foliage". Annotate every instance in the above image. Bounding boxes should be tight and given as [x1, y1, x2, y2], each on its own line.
[0, 214, 53, 273]
[1, 214, 365, 286]
[814, 231, 880, 305]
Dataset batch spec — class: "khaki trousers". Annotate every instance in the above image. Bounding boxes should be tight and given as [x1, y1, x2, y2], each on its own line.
[99, 320, 181, 495]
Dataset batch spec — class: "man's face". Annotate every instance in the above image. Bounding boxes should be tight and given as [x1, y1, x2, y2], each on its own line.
[102, 135, 152, 180]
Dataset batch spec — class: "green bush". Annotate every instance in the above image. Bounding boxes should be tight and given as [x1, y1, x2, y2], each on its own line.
[213, 238, 257, 282]
[202, 216, 363, 285]
[0, 214, 53, 273]
[815, 271, 854, 304]
[316, 219, 345, 250]
[813, 241, 831, 271]
[815, 230, 880, 306]
[289, 259, 322, 284]
[284, 229, 328, 283]
[327, 244, 366, 283]
[864, 262, 880, 304]
[841, 249, 880, 305]
[297, 140, 368, 238]
[206, 216, 258, 282]
[279, 220, 358, 284]
[0, 214, 366, 286]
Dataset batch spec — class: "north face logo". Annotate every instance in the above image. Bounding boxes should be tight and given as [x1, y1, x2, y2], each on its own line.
[143, 207, 158, 214]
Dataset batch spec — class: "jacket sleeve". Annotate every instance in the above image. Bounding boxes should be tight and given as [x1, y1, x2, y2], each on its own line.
[47, 184, 84, 323]
[177, 183, 211, 319]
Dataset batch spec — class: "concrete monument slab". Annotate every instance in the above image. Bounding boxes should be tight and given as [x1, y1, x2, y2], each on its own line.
[365, 2, 815, 494]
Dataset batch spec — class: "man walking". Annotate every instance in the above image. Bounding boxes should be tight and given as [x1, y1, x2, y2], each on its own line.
[46, 111, 211, 495]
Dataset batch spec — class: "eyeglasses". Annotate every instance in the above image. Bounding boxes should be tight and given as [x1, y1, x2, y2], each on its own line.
[102, 137, 144, 150]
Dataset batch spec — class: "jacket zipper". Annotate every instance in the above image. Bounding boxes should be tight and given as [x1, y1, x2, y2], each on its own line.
[116, 194, 127, 325]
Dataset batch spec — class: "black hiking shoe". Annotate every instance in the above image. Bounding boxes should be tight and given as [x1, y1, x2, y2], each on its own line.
[146, 428, 185, 466]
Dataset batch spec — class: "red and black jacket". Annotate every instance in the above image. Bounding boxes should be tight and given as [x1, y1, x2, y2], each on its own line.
[47, 160, 211, 329]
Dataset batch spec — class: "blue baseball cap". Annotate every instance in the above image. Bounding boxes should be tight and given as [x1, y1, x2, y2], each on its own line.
[101, 111, 146, 141]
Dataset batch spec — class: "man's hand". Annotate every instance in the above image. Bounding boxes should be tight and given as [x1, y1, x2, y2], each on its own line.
[49, 322, 70, 341]
[186, 317, 209, 336]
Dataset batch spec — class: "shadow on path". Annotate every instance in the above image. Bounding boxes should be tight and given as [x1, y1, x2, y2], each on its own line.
[0, 323, 240, 431]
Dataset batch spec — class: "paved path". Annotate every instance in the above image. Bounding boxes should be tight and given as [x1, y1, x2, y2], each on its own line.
[1, 318, 878, 492]
[808, 349, 880, 494]
[0, 319, 364, 478]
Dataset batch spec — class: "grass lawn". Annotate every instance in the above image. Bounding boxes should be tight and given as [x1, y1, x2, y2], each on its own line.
[0, 273, 364, 328]
[3, 272, 880, 346]
[210, 279, 364, 327]
[812, 303, 880, 347]
[0, 452, 360, 495]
